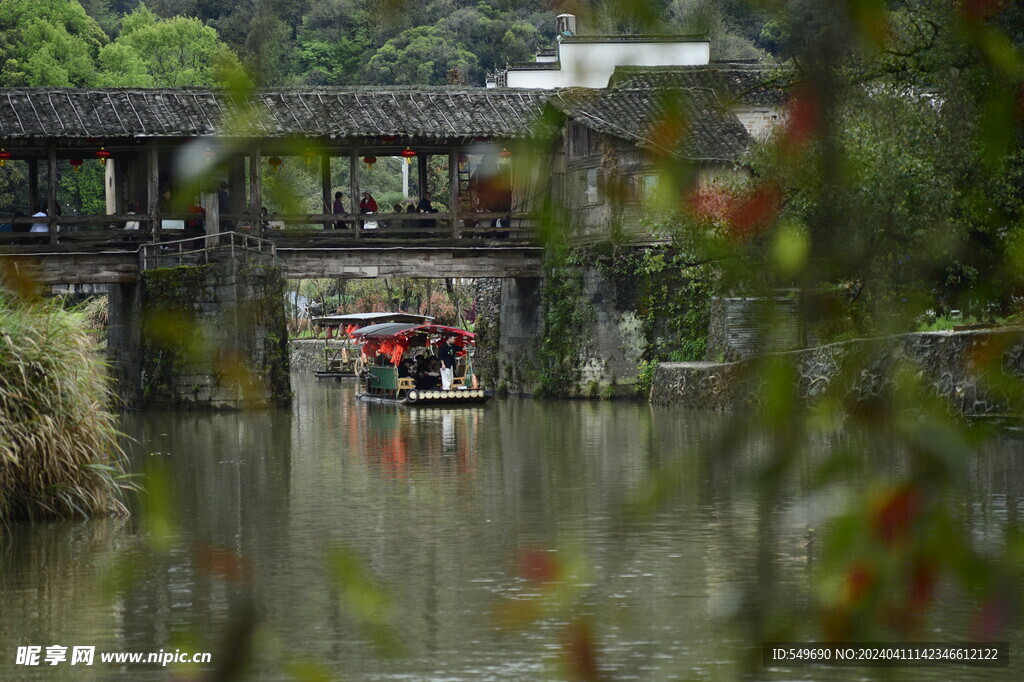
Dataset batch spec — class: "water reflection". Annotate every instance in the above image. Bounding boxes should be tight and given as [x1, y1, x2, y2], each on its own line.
[0, 375, 1021, 680]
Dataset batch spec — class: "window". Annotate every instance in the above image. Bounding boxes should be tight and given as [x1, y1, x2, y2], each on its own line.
[584, 168, 599, 204]
[569, 168, 601, 206]
[641, 174, 659, 201]
[568, 123, 601, 159]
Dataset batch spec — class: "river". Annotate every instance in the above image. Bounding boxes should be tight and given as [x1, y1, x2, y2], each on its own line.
[1, 373, 1021, 680]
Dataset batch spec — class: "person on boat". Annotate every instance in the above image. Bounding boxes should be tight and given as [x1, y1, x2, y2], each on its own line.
[398, 358, 414, 379]
[415, 356, 440, 389]
[439, 336, 457, 390]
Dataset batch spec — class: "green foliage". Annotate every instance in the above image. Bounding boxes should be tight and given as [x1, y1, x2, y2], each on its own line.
[595, 245, 715, 362]
[363, 25, 480, 86]
[634, 358, 658, 397]
[96, 5, 244, 87]
[533, 248, 594, 398]
[0, 0, 108, 86]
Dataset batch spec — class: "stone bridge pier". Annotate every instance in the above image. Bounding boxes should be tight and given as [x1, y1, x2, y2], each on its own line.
[108, 253, 290, 409]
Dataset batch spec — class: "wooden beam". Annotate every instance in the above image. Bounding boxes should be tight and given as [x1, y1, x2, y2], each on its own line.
[417, 154, 428, 200]
[229, 154, 245, 226]
[249, 146, 262, 226]
[147, 141, 159, 242]
[321, 153, 331, 230]
[449, 146, 460, 239]
[47, 144, 57, 245]
[349, 149, 359, 238]
[28, 159, 38, 213]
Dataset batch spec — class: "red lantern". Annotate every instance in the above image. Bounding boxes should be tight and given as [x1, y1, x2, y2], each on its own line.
[69, 158, 83, 172]
[0, 149, 10, 167]
[363, 155, 377, 166]
[499, 148, 512, 159]
[268, 156, 283, 171]
[400, 148, 416, 159]
[95, 147, 111, 165]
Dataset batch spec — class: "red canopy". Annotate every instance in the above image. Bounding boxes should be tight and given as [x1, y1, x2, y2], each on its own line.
[352, 324, 475, 366]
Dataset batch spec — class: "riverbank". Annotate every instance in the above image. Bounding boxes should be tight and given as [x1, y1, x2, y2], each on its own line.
[650, 328, 1024, 416]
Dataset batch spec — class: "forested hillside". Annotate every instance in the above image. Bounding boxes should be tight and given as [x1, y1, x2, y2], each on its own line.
[0, 0, 774, 89]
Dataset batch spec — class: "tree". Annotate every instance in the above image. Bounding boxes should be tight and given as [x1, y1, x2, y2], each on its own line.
[0, 0, 107, 86]
[96, 5, 244, 87]
[362, 25, 480, 86]
[295, 0, 376, 85]
[668, 0, 768, 61]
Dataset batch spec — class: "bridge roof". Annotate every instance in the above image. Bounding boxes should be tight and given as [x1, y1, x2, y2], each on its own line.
[0, 87, 549, 141]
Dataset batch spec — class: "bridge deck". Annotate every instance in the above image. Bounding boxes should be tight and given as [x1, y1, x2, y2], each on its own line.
[0, 229, 543, 285]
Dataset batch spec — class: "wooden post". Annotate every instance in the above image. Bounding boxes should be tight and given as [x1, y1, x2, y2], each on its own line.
[249, 146, 262, 230]
[28, 159, 38, 214]
[203, 191, 220, 234]
[147, 141, 160, 241]
[47, 143, 57, 245]
[105, 158, 118, 215]
[349, 148, 359, 238]
[321, 153, 332, 230]
[449, 146, 460, 239]
[417, 154, 428, 201]
[228, 155, 245, 229]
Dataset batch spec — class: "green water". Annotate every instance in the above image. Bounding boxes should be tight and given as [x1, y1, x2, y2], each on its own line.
[1, 374, 1021, 680]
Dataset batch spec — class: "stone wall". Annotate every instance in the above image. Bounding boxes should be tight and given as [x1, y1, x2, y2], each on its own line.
[578, 268, 644, 388]
[652, 329, 1024, 416]
[139, 257, 290, 409]
[705, 296, 803, 362]
[493, 266, 654, 395]
[289, 339, 349, 372]
[472, 278, 502, 387]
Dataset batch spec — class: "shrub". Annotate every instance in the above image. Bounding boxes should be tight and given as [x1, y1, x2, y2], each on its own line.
[0, 297, 132, 522]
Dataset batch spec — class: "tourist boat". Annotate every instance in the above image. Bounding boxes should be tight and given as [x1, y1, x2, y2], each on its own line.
[351, 322, 492, 405]
[310, 312, 433, 378]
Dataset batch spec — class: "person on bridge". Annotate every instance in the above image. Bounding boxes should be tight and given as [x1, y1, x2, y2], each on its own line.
[417, 191, 437, 229]
[332, 191, 346, 229]
[30, 204, 51, 233]
[359, 192, 377, 214]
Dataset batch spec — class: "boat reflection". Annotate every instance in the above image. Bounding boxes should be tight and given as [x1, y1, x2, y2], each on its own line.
[359, 405, 485, 479]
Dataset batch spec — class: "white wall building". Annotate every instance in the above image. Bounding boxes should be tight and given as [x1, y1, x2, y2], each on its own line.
[499, 14, 711, 90]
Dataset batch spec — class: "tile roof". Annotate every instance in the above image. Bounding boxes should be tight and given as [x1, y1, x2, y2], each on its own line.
[549, 86, 751, 161]
[608, 64, 792, 107]
[0, 87, 549, 140]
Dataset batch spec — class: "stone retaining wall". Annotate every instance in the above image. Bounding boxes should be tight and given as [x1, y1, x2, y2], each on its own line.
[138, 258, 290, 409]
[289, 339, 350, 372]
[651, 329, 1024, 416]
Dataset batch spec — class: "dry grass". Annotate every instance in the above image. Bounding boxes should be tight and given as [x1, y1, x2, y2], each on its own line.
[0, 296, 131, 524]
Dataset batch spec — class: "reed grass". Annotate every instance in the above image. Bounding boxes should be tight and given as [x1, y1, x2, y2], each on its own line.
[0, 296, 131, 524]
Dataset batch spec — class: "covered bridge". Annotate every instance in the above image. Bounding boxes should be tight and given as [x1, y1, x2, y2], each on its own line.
[0, 71, 782, 252]
[0, 86, 550, 244]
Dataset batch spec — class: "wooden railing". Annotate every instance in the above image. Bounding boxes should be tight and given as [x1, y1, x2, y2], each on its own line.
[139, 231, 276, 270]
[1, 210, 538, 248]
